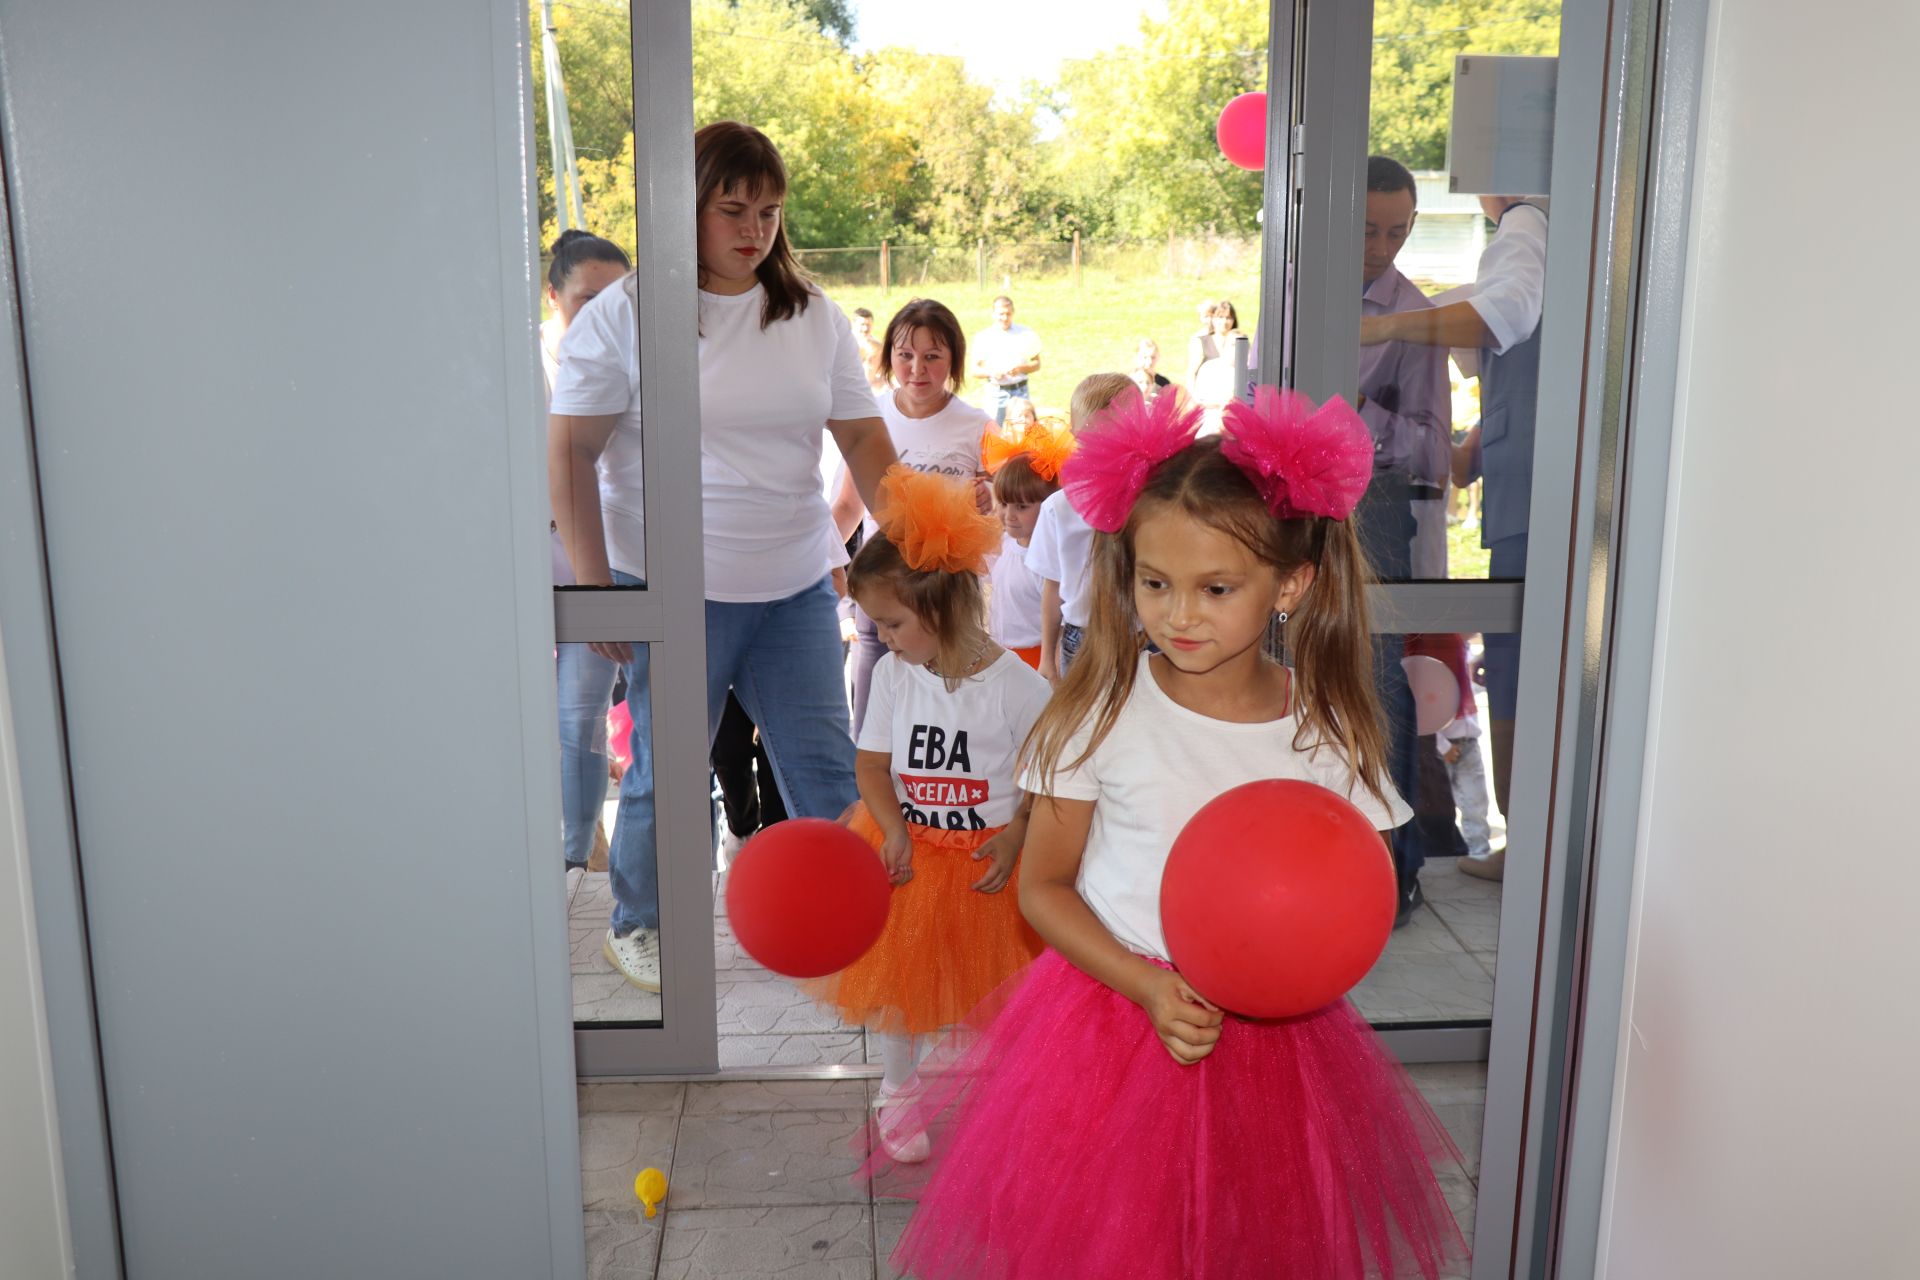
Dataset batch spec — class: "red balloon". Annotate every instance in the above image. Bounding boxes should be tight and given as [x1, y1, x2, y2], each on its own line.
[1160, 780, 1395, 1018]
[1215, 91, 1268, 170]
[1401, 654, 1461, 737]
[725, 818, 892, 978]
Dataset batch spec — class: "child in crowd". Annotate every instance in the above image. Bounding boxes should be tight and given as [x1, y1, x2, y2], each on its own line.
[1407, 632, 1495, 864]
[1027, 372, 1137, 683]
[807, 468, 1051, 1164]
[882, 388, 1466, 1279]
[980, 418, 1075, 669]
[1000, 396, 1039, 436]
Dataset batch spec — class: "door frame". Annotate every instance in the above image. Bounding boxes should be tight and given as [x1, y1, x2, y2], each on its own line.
[563, 0, 719, 1076]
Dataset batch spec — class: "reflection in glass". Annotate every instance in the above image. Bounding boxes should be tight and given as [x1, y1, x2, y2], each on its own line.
[1359, 12, 1562, 583]
[531, 0, 661, 1027]
[566, 641, 664, 1028]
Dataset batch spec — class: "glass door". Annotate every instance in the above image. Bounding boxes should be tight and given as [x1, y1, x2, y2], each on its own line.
[539, 0, 717, 1074]
[1266, 1, 1585, 1274]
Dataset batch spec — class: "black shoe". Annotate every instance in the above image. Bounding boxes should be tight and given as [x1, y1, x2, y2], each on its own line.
[1394, 876, 1425, 929]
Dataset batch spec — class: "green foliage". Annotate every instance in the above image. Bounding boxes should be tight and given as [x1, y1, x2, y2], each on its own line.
[1369, 0, 1561, 170]
[1046, 0, 1269, 239]
[691, 0, 904, 247]
[527, 0, 1562, 257]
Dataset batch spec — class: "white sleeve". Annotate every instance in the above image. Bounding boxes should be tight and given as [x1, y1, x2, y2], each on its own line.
[550, 285, 636, 415]
[1468, 206, 1548, 356]
[821, 295, 883, 421]
[1019, 715, 1100, 802]
[856, 655, 900, 754]
[1004, 667, 1054, 747]
[1023, 497, 1066, 583]
[1300, 739, 1414, 832]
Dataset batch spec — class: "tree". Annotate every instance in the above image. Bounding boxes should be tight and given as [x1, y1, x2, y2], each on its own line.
[692, 0, 907, 246]
[861, 49, 1046, 245]
[1369, 1, 1560, 171]
[1044, 0, 1270, 239]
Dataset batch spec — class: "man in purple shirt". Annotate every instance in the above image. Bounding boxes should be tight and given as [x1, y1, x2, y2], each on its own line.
[1354, 156, 1457, 924]
[1357, 155, 1453, 580]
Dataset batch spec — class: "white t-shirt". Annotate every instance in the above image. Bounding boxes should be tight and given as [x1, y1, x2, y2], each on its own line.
[820, 434, 850, 571]
[548, 280, 649, 581]
[987, 533, 1044, 649]
[1022, 653, 1413, 961]
[1024, 489, 1096, 629]
[539, 317, 576, 586]
[1468, 203, 1548, 356]
[971, 322, 1042, 387]
[862, 390, 989, 538]
[857, 650, 1053, 831]
[552, 278, 878, 600]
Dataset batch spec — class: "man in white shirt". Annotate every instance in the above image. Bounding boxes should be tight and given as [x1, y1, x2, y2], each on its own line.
[969, 296, 1043, 425]
[1361, 194, 1548, 882]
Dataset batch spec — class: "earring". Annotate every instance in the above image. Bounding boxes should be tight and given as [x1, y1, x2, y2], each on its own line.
[1276, 611, 1290, 625]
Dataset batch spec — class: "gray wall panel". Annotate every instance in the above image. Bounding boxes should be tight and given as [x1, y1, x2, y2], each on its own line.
[0, 2, 580, 1275]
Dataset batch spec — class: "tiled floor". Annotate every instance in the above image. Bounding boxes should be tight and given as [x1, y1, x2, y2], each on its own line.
[578, 1064, 1486, 1278]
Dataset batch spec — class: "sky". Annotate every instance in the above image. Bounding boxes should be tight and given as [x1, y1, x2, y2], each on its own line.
[851, 0, 1166, 100]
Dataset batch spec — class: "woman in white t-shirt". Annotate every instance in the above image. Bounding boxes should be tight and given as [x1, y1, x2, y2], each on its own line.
[845, 298, 993, 734]
[549, 121, 898, 992]
[1187, 298, 1240, 420]
[541, 230, 630, 878]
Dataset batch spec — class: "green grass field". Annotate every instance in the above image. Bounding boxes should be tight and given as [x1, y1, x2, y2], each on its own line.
[829, 266, 1265, 417]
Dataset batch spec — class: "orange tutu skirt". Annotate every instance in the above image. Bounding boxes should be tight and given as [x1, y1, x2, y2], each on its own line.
[805, 803, 1043, 1036]
[1011, 645, 1042, 669]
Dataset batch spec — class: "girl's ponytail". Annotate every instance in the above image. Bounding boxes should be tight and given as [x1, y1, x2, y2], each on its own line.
[1285, 517, 1393, 810]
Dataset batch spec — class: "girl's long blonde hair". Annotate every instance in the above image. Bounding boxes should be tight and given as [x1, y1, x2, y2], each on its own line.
[1024, 436, 1390, 807]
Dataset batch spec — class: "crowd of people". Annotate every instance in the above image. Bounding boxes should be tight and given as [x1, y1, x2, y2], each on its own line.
[540, 118, 1545, 1276]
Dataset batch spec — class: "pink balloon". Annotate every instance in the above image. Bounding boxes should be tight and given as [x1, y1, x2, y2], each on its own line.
[1216, 92, 1268, 170]
[1401, 655, 1460, 737]
[606, 702, 634, 775]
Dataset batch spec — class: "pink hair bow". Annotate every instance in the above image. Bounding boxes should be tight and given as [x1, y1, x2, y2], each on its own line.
[1058, 390, 1203, 533]
[1221, 386, 1374, 521]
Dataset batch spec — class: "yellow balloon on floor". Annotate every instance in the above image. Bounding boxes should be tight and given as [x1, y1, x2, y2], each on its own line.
[633, 1167, 667, 1219]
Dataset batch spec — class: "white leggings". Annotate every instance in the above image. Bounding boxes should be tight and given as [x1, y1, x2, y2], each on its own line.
[878, 1032, 925, 1093]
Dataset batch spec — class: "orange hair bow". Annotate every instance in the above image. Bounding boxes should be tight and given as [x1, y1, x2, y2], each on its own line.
[874, 466, 1002, 575]
[980, 417, 1076, 482]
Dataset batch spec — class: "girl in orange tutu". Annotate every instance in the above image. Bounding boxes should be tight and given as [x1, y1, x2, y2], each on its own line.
[981, 419, 1074, 670]
[807, 466, 1051, 1163]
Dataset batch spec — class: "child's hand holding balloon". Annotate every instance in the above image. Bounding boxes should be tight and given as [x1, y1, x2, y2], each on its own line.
[1136, 966, 1223, 1066]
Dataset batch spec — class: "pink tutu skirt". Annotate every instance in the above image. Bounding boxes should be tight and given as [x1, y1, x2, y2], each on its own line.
[873, 950, 1467, 1280]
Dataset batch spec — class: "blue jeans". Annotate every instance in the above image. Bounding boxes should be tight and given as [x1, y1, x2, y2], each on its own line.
[706, 575, 858, 822]
[1059, 622, 1085, 674]
[1481, 533, 1528, 721]
[991, 380, 1030, 425]
[607, 571, 659, 936]
[555, 643, 618, 868]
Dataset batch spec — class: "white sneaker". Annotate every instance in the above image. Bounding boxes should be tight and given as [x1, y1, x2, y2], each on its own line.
[716, 826, 749, 870]
[872, 1084, 930, 1164]
[603, 927, 661, 992]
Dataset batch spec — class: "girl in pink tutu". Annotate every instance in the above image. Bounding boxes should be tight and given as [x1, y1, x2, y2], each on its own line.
[882, 388, 1469, 1280]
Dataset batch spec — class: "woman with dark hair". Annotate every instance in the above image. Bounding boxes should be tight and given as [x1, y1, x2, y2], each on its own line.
[846, 297, 993, 734]
[1187, 299, 1240, 424]
[548, 122, 897, 992]
[541, 229, 630, 880]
